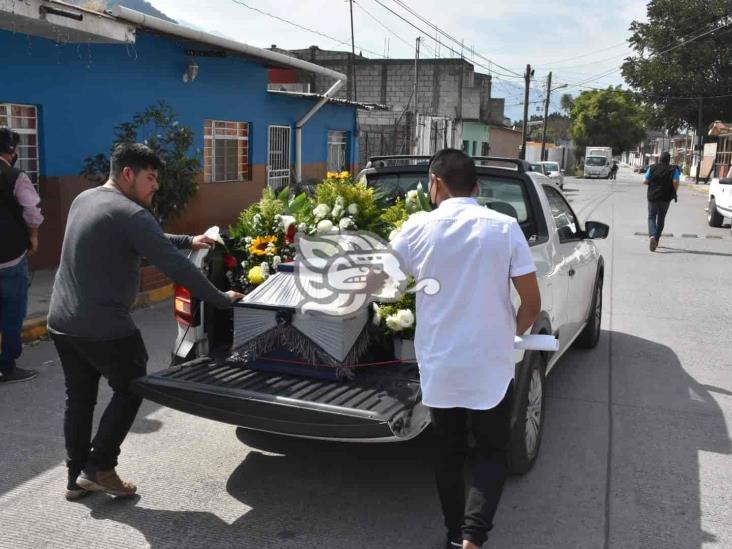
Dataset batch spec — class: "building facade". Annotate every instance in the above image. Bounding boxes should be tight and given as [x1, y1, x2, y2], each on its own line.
[1, 2, 359, 269]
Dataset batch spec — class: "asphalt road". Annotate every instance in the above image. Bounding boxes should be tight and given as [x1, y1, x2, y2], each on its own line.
[1, 167, 730, 549]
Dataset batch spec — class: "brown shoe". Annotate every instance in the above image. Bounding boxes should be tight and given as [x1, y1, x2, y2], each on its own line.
[649, 236, 658, 252]
[76, 469, 137, 497]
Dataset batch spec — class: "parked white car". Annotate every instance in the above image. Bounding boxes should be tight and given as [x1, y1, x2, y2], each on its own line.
[536, 161, 565, 190]
[707, 177, 732, 232]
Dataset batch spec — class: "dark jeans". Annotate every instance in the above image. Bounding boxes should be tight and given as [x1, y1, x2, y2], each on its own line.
[52, 330, 147, 478]
[0, 256, 29, 373]
[648, 200, 671, 240]
[429, 383, 514, 547]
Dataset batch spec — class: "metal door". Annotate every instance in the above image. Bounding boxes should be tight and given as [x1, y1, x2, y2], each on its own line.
[267, 125, 291, 190]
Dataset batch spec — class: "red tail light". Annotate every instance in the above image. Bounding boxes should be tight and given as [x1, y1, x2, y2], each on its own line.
[174, 285, 198, 326]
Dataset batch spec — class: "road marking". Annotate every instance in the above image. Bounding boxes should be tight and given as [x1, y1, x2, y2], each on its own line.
[633, 232, 730, 239]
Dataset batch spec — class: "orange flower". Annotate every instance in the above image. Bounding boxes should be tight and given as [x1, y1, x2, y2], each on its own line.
[249, 235, 278, 256]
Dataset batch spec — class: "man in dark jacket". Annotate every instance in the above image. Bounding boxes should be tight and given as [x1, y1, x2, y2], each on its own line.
[644, 152, 680, 252]
[0, 128, 44, 384]
[49, 143, 244, 501]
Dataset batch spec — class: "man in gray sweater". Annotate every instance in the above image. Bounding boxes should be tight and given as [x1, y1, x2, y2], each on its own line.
[49, 143, 243, 500]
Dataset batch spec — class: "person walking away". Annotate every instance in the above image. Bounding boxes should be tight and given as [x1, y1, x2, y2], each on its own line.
[0, 128, 43, 385]
[390, 149, 541, 548]
[48, 143, 244, 501]
[644, 151, 680, 252]
[610, 161, 618, 180]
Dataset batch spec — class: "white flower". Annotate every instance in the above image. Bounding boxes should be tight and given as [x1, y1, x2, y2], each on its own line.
[385, 314, 403, 332]
[203, 226, 225, 246]
[297, 222, 307, 233]
[339, 217, 353, 231]
[313, 203, 330, 219]
[261, 262, 270, 275]
[396, 309, 415, 328]
[407, 190, 419, 202]
[244, 236, 253, 244]
[347, 203, 359, 215]
[332, 205, 344, 219]
[416, 182, 424, 193]
[389, 229, 399, 241]
[317, 219, 334, 233]
[335, 195, 346, 208]
[253, 213, 262, 227]
[240, 260, 248, 268]
[280, 215, 296, 232]
[272, 255, 282, 268]
[372, 303, 382, 326]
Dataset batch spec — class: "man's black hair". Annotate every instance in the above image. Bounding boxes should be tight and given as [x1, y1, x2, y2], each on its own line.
[110, 142, 165, 180]
[428, 148, 477, 195]
[0, 127, 20, 155]
[660, 151, 671, 164]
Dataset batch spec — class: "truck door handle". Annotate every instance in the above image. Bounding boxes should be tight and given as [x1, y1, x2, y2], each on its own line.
[568, 268, 576, 277]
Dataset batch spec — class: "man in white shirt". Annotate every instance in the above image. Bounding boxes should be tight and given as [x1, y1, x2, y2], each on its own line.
[390, 149, 540, 549]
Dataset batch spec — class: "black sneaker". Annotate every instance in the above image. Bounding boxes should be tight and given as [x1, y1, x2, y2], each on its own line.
[446, 536, 462, 548]
[0, 367, 38, 385]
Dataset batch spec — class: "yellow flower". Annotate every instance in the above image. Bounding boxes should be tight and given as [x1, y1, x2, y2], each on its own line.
[247, 265, 265, 285]
[249, 235, 278, 256]
[338, 171, 350, 180]
[326, 171, 338, 179]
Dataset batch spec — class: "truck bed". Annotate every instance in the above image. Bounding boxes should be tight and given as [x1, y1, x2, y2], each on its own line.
[132, 357, 429, 441]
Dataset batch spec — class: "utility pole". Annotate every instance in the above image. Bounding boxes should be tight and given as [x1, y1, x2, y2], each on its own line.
[412, 36, 420, 154]
[695, 96, 703, 184]
[540, 72, 552, 162]
[520, 64, 533, 160]
[349, 0, 357, 102]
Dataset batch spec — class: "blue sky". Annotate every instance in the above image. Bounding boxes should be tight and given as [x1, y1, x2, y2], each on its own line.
[149, 0, 649, 120]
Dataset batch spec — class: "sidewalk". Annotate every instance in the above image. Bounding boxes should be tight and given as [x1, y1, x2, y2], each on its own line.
[22, 267, 174, 343]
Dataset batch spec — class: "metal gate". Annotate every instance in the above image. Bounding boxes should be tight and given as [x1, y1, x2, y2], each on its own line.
[267, 125, 291, 190]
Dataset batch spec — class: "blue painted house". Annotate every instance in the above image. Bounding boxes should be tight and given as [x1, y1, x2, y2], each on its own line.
[1, 1, 369, 269]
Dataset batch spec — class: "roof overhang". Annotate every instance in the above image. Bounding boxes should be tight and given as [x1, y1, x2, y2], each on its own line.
[708, 120, 732, 137]
[112, 6, 347, 80]
[0, 0, 134, 44]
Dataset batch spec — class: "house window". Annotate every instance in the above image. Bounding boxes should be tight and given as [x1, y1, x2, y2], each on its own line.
[481, 142, 490, 156]
[0, 103, 39, 187]
[204, 120, 250, 182]
[327, 130, 349, 172]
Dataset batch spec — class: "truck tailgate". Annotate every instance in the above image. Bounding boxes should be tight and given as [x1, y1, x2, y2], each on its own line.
[132, 358, 428, 441]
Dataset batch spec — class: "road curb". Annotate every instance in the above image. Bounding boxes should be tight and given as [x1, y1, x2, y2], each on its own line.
[21, 284, 174, 343]
[685, 184, 709, 196]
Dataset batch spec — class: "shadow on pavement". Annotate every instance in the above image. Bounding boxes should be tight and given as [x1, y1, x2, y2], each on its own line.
[28, 329, 732, 548]
[657, 246, 732, 258]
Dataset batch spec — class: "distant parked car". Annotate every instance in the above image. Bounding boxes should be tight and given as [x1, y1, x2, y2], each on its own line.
[707, 177, 732, 232]
[529, 162, 564, 190]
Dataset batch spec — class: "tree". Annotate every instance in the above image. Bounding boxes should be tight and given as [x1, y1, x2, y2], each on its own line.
[622, 0, 732, 130]
[81, 101, 200, 225]
[560, 93, 574, 115]
[569, 87, 648, 155]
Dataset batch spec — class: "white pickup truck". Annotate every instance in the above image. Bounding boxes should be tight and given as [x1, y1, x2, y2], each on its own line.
[707, 177, 732, 232]
[133, 157, 609, 474]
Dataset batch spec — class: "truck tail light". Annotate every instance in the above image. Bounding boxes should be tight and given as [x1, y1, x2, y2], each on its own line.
[174, 285, 199, 327]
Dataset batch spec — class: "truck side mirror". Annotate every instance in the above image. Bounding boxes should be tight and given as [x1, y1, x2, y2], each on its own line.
[585, 221, 610, 239]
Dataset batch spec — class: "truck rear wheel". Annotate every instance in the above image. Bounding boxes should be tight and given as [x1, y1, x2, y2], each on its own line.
[509, 352, 546, 474]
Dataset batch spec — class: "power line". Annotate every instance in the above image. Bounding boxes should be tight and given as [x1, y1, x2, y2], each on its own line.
[369, 0, 524, 79]
[389, 0, 524, 77]
[229, 0, 385, 58]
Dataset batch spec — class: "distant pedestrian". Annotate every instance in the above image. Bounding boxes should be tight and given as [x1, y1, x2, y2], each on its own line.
[49, 143, 244, 501]
[644, 151, 680, 252]
[609, 161, 618, 180]
[390, 149, 541, 548]
[0, 128, 43, 385]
